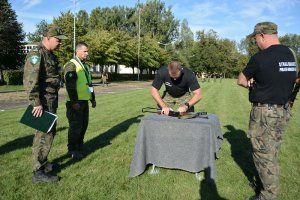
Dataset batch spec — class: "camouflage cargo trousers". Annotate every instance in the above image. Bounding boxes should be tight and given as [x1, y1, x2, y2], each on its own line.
[248, 105, 291, 200]
[161, 92, 194, 112]
[32, 94, 58, 172]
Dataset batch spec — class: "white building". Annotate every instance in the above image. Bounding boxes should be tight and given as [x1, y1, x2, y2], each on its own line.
[21, 43, 38, 54]
[92, 64, 149, 74]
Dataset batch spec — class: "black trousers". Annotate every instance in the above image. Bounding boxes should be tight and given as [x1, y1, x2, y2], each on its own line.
[66, 101, 89, 151]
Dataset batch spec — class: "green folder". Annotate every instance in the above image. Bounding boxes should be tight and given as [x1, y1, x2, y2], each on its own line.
[20, 105, 58, 133]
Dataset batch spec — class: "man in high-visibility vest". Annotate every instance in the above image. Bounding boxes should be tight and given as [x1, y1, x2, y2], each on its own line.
[63, 42, 96, 159]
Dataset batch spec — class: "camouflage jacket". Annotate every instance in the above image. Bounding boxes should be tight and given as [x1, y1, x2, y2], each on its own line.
[23, 43, 61, 107]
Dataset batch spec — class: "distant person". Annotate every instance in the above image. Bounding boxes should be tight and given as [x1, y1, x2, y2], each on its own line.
[23, 26, 67, 183]
[151, 60, 202, 115]
[63, 42, 96, 160]
[201, 72, 206, 82]
[102, 71, 109, 86]
[219, 73, 223, 83]
[213, 72, 217, 82]
[237, 22, 297, 200]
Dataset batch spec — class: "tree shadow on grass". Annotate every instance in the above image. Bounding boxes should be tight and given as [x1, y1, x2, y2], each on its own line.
[0, 126, 68, 155]
[223, 125, 260, 186]
[52, 115, 143, 173]
[199, 167, 228, 200]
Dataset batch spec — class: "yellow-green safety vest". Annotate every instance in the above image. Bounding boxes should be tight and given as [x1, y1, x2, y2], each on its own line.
[65, 58, 92, 101]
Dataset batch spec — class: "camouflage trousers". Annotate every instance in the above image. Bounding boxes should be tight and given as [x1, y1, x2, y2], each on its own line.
[32, 100, 57, 172]
[248, 105, 291, 200]
[161, 92, 194, 112]
[66, 101, 89, 152]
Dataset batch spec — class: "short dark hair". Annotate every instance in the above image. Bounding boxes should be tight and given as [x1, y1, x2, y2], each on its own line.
[76, 42, 88, 51]
[168, 61, 182, 72]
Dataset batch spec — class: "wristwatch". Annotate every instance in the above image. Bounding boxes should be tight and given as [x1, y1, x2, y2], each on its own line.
[184, 102, 190, 109]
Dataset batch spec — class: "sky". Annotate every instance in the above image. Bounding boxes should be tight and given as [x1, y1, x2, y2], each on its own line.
[9, 0, 300, 42]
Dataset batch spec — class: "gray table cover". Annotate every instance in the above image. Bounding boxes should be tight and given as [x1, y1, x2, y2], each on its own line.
[129, 113, 223, 180]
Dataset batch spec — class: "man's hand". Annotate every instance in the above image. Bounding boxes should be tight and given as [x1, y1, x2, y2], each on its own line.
[91, 101, 96, 108]
[32, 105, 43, 117]
[248, 78, 254, 88]
[161, 107, 170, 116]
[177, 104, 188, 113]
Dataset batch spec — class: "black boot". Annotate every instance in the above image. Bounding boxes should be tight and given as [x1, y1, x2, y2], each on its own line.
[44, 162, 60, 173]
[245, 195, 261, 200]
[68, 150, 84, 160]
[32, 170, 59, 183]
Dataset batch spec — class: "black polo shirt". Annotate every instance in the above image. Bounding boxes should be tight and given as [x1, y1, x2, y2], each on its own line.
[242, 44, 297, 104]
[152, 66, 200, 97]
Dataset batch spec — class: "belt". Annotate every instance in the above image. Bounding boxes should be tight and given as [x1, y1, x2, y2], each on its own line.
[252, 103, 284, 108]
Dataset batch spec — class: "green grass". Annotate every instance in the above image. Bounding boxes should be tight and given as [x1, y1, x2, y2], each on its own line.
[0, 85, 24, 92]
[0, 79, 299, 200]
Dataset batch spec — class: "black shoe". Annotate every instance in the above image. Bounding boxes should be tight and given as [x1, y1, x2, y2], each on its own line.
[32, 170, 59, 183]
[69, 151, 84, 160]
[44, 162, 59, 173]
[245, 195, 261, 200]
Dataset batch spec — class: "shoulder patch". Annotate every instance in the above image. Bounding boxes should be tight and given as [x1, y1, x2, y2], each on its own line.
[29, 55, 40, 65]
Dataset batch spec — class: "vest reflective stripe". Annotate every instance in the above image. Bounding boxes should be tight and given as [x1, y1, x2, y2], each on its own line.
[66, 58, 91, 101]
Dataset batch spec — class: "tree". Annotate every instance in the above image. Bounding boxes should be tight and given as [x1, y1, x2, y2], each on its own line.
[139, 0, 179, 43]
[190, 29, 242, 77]
[89, 6, 136, 34]
[190, 30, 220, 73]
[27, 20, 49, 42]
[238, 37, 259, 57]
[139, 34, 170, 74]
[111, 30, 137, 74]
[0, 0, 25, 71]
[53, 11, 89, 64]
[52, 11, 74, 65]
[82, 29, 119, 71]
[174, 19, 194, 67]
[280, 34, 300, 66]
[76, 10, 89, 35]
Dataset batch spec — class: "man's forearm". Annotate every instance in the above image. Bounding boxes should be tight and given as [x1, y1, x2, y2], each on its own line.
[188, 89, 202, 106]
[150, 87, 167, 108]
[237, 72, 249, 88]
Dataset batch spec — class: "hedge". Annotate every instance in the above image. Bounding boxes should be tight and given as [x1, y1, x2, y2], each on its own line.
[2, 70, 24, 85]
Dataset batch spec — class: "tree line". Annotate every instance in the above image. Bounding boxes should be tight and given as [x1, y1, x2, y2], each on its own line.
[1, 0, 299, 79]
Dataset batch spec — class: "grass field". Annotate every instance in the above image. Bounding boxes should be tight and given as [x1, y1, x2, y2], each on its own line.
[0, 85, 24, 92]
[0, 79, 299, 200]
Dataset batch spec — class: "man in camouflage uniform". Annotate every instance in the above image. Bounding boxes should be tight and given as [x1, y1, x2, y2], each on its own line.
[238, 22, 297, 200]
[151, 60, 202, 115]
[63, 42, 96, 160]
[23, 26, 67, 183]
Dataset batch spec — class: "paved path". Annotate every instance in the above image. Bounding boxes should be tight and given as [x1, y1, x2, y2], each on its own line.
[0, 81, 151, 110]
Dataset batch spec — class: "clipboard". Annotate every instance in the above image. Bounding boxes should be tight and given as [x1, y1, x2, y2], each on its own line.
[20, 105, 58, 133]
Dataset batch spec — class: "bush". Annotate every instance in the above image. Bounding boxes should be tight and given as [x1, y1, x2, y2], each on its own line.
[2, 70, 24, 85]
